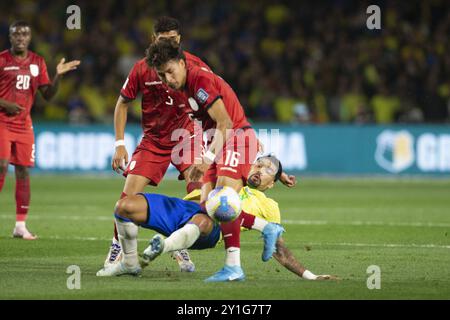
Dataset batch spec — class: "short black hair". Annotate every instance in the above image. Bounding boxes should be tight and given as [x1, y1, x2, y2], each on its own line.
[272, 156, 283, 182]
[9, 20, 31, 32]
[145, 39, 185, 68]
[153, 16, 181, 35]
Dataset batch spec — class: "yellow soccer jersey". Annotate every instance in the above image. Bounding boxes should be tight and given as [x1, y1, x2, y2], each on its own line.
[183, 187, 281, 225]
[240, 186, 281, 225]
[183, 189, 202, 201]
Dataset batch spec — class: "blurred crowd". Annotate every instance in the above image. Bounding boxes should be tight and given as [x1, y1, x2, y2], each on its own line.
[1, 0, 449, 124]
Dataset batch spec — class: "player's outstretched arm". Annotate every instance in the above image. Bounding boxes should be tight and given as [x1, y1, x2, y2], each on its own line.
[40, 58, 80, 100]
[273, 237, 338, 280]
[112, 96, 130, 173]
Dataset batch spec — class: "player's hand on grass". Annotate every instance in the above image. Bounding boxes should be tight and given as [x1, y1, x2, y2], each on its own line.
[2, 102, 25, 116]
[56, 58, 81, 76]
[112, 145, 128, 173]
[280, 172, 297, 188]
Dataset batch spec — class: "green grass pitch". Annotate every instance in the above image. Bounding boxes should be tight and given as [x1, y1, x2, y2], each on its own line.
[0, 175, 449, 299]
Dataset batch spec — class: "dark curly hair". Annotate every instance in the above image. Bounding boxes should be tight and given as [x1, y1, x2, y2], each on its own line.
[153, 16, 181, 35]
[145, 39, 185, 68]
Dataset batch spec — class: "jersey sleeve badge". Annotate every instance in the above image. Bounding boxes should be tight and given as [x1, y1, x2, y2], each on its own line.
[196, 88, 209, 104]
[29, 64, 39, 77]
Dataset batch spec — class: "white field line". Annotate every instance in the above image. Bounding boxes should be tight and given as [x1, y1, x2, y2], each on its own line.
[28, 235, 450, 250]
[0, 214, 112, 221]
[1, 214, 449, 228]
[281, 207, 447, 214]
[281, 219, 450, 228]
[303, 242, 450, 249]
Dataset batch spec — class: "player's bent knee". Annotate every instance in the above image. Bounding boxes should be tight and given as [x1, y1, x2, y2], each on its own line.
[115, 195, 147, 221]
[114, 198, 132, 218]
[191, 214, 214, 236]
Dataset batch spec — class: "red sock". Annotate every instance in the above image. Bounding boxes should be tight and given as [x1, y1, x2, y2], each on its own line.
[113, 192, 128, 241]
[113, 223, 119, 241]
[239, 209, 256, 229]
[186, 181, 202, 194]
[15, 178, 30, 222]
[220, 215, 243, 249]
[0, 172, 5, 192]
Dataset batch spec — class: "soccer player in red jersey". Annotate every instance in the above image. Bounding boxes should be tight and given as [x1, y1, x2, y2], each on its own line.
[0, 21, 80, 240]
[99, 17, 211, 273]
[146, 40, 295, 281]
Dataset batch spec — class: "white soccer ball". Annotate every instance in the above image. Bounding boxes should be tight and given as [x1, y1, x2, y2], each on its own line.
[205, 186, 242, 222]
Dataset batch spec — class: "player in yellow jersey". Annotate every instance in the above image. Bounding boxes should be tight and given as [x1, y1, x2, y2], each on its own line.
[97, 155, 336, 281]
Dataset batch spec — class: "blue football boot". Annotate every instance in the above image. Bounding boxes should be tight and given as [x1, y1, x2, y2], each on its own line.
[204, 265, 245, 282]
[261, 223, 285, 262]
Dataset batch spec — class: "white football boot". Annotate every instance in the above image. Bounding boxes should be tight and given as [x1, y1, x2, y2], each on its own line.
[12, 225, 37, 240]
[103, 238, 123, 267]
[142, 234, 165, 264]
[96, 261, 141, 277]
[171, 249, 195, 272]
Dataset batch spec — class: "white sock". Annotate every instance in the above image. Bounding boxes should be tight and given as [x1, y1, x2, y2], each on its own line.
[163, 223, 200, 253]
[251, 217, 268, 232]
[225, 247, 241, 267]
[115, 218, 139, 268]
[302, 270, 318, 280]
[15, 221, 26, 229]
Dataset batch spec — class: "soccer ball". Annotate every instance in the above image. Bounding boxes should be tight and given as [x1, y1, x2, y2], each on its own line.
[205, 186, 242, 222]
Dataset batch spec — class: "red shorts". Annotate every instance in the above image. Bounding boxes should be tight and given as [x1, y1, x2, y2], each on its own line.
[0, 122, 35, 167]
[203, 127, 258, 185]
[123, 133, 203, 186]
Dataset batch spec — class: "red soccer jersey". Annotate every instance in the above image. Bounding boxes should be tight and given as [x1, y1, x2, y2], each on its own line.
[0, 50, 50, 130]
[183, 61, 251, 131]
[120, 51, 210, 149]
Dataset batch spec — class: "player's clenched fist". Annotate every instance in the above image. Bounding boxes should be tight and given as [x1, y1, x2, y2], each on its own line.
[280, 172, 297, 188]
[112, 145, 128, 173]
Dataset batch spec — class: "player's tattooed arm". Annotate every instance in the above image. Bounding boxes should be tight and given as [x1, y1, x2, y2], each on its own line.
[40, 58, 80, 100]
[273, 237, 339, 281]
[272, 237, 306, 277]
